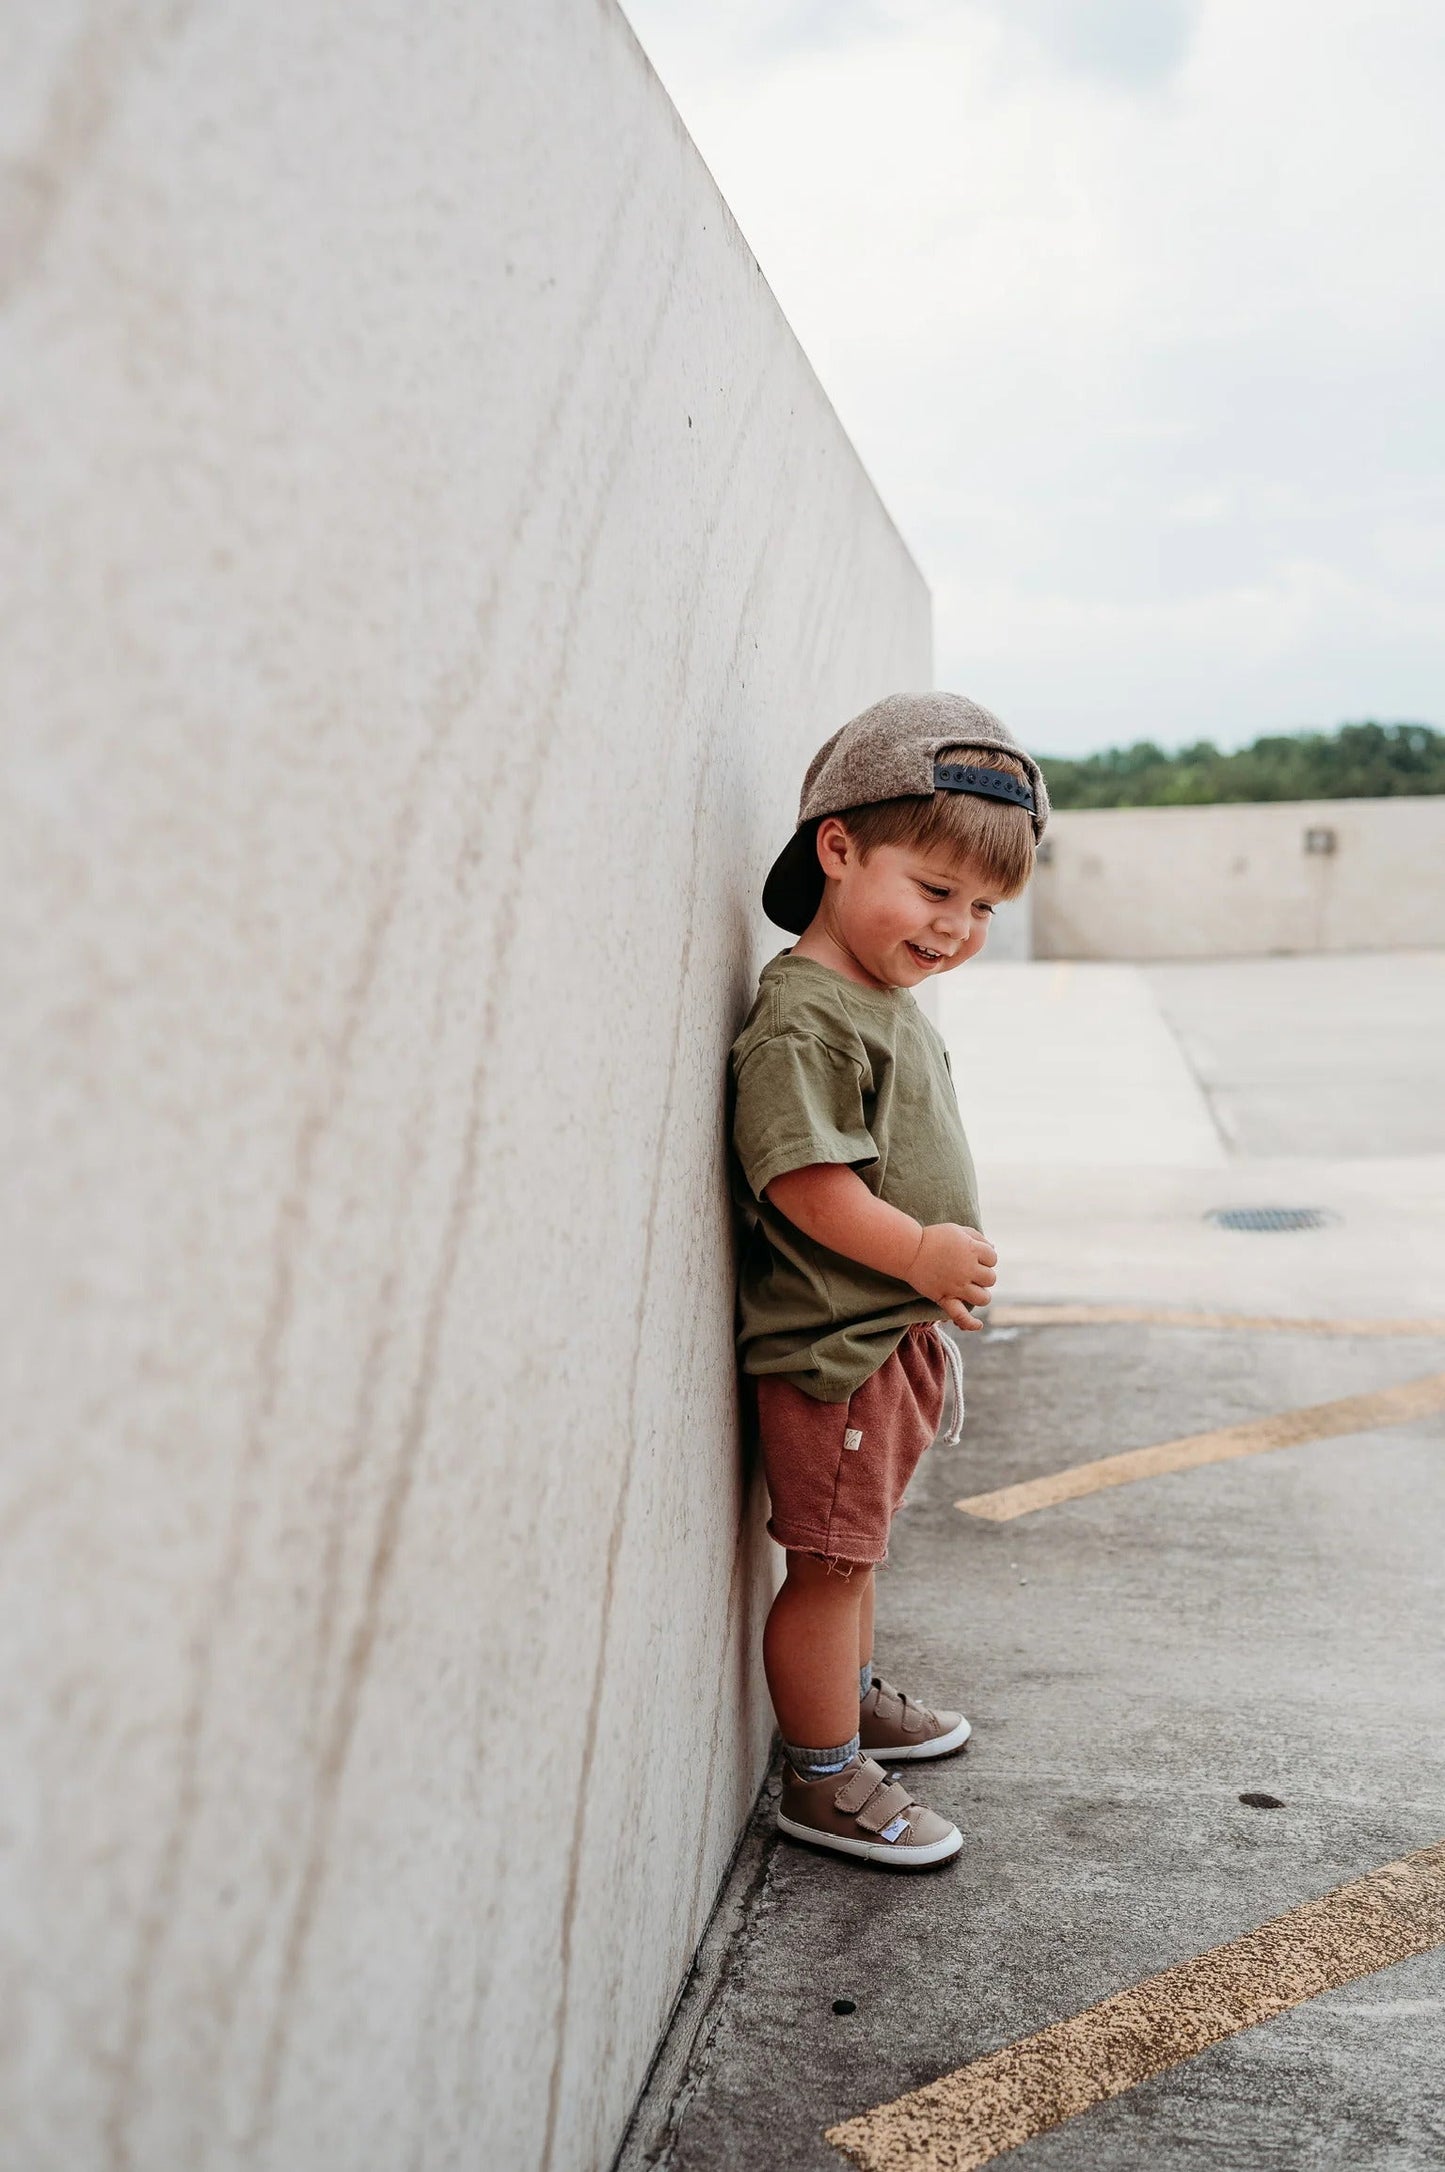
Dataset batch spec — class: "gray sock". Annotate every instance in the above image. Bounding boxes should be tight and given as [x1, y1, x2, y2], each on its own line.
[859, 1661, 874, 1698]
[783, 1731, 861, 1782]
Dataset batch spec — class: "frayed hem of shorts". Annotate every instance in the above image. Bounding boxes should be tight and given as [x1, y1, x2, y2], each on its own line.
[767, 1521, 888, 1570]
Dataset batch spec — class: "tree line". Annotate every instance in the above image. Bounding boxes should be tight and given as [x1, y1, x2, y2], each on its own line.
[1040, 722, 1445, 809]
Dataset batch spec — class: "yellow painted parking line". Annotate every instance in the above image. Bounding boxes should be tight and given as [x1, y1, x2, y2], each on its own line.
[956, 1370, 1445, 1523]
[827, 1838, 1445, 2172]
[989, 1303, 1445, 1337]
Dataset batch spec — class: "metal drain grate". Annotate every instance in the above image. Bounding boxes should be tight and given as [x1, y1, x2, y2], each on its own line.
[1207, 1206, 1334, 1234]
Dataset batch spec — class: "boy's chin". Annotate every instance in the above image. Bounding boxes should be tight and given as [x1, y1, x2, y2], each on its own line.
[881, 955, 932, 987]
[897, 944, 947, 981]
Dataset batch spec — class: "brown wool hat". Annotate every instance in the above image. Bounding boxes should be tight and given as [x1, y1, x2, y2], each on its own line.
[762, 691, 1051, 934]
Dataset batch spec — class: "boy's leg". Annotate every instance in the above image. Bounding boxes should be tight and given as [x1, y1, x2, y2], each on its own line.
[767, 1553, 963, 1868]
[763, 1551, 869, 1752]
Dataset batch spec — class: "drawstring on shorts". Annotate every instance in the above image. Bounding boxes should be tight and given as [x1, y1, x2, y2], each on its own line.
[934, 1323, 965, 1445]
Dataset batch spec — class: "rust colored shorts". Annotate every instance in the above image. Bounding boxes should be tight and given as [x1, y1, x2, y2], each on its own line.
[754, 1324, 948, 1566]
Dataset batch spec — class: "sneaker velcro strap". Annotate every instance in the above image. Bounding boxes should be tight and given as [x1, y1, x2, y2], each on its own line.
[833, 1757, 889, 1816]
[854, 1777, 913, 1835]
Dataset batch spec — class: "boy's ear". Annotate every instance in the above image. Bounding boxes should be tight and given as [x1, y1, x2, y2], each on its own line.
[815, 816, 854, 878]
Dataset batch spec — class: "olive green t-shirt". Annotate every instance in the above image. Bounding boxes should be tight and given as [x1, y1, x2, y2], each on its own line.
[730, 951, 981, 1403]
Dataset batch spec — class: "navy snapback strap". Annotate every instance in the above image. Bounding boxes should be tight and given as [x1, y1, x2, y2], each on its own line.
[933, 761, 1035, 813]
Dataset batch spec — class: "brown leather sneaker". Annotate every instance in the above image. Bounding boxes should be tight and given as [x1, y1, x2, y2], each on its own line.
[776, 1753, 962, 1867]
[859, 1676, 971, 1761]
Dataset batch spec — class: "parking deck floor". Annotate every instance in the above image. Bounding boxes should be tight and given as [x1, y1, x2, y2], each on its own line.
[620, 953, 1445, 2172]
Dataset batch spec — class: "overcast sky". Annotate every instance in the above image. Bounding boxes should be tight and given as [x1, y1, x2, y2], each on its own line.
[621, 0, 1444, 756]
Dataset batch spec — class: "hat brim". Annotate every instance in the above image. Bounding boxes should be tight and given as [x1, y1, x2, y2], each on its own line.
[761, 820, 824, 935]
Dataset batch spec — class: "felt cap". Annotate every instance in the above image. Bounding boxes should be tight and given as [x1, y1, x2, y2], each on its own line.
[762, 691, 1050, 935]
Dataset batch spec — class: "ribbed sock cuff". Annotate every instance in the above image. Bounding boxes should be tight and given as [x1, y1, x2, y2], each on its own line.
[859, 1660, 873, 1698]
[784, 1732, 861, 1781]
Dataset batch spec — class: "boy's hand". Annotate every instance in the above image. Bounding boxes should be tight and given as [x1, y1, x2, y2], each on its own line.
[761, 1167, 998, 1330]
[906, 1223, 998, 1331]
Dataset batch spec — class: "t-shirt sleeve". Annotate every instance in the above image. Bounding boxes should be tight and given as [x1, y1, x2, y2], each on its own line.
[732, 1031, 877, 1201]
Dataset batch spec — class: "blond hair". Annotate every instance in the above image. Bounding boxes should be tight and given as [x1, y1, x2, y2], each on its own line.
[836, 747, 1036, 898]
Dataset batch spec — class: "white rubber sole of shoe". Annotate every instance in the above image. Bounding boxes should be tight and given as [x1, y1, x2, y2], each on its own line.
[776, 1811, 963, 1867]
[864, 1713, 972, 1761]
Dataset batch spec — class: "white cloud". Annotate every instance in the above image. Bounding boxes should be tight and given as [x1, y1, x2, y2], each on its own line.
[992, 0, 1203, 85]
[623, 0, 1445, 752]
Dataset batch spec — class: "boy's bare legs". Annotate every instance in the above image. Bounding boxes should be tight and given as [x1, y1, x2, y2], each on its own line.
[763, 1552, 872, 1747]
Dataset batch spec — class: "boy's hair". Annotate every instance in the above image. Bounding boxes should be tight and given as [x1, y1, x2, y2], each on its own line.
[835, 747, 1037, 899]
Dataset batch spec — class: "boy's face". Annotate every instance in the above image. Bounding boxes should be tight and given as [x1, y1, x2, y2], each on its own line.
[811, 818, 1009, 989]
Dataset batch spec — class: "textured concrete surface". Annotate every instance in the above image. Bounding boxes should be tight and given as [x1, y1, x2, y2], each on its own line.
[1033, 796, 1445, 961]
[955, 1369, 1445, 1522]
[628, 954, 1445, 2170]
[0, 6, 928, 2170]
[943, 952, 1445, 1322]
[632, 1324, 1445, 2171]
[1146, 952, 1445, 1159]
[827, 1840, 1445, 2171]
[935, 965, 1226, 1170]
[978, 1155, 1445, 1323]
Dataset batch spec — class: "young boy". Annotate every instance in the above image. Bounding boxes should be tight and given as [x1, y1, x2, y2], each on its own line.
[730, 690, 1048, 1866]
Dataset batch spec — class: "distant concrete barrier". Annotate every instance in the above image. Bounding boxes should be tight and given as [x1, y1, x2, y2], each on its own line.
[0, 5, 929, 2169]
[1033, 796, 1445, 960]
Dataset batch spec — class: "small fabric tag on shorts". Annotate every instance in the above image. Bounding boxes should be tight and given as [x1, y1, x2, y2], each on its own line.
[843, 1427, 863, 1453]
[879, 1813, 909, 1843]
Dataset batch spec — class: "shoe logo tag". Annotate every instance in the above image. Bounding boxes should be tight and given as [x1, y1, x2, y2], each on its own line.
[879, 1814, 909, 1843]
[843, 1428, 863, 1453]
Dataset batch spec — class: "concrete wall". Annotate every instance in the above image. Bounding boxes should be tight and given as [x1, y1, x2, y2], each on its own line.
[1033, 796, 1445, 961]
[0, 7, 930, 2170]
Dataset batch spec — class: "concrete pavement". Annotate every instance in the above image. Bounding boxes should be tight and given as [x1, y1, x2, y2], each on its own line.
[618, 952, 1445, 2172]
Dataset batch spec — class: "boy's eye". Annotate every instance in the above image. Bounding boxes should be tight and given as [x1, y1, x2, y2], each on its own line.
[920, 883, 950, 900]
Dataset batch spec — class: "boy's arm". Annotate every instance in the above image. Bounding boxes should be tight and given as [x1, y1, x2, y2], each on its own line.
[764, 1163, 997, 1332]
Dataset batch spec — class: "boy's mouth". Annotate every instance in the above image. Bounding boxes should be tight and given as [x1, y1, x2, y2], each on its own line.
[906, 941, 945, 966]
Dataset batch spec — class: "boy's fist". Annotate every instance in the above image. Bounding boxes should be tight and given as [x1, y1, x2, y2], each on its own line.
[906, 1222, 998, 1331]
